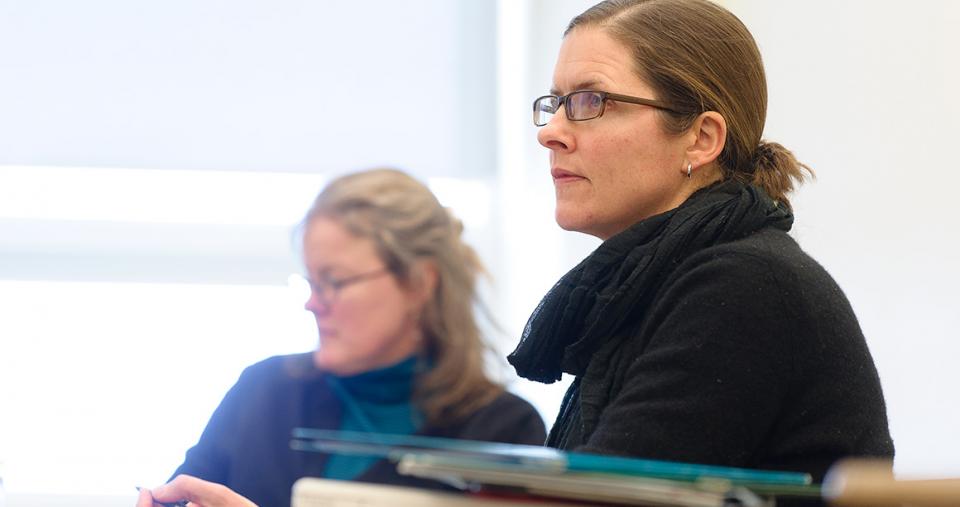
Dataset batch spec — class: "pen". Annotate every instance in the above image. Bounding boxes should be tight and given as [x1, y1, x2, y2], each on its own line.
[135, 486, 190, 507]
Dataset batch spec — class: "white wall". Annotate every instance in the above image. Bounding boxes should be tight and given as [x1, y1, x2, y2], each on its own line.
[728, 0, 960, 477]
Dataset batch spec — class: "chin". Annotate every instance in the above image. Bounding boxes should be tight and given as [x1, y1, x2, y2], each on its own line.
[555, 208, 595, 236]
[313, 349, 340, 371]
[312, 350, 325, 367]
[316, 350, 370, 376]
[555, 206, 578, 230]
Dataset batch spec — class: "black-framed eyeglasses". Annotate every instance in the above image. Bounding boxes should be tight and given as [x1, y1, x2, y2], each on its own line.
[532, 90, 680, 127]
[305, 267, 391, 307]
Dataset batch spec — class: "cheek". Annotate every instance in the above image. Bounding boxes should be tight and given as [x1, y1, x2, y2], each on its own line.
[316, 298, 396, 371]
[578, 132, 638, 184]
[336, 291, 409, 343]
[578, 134, 648, 200]
[557, 127, 681, 236]
[592, 127, 679, 190]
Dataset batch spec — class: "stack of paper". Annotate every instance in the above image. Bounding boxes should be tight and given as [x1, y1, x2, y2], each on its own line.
[292, 477, 590, 507]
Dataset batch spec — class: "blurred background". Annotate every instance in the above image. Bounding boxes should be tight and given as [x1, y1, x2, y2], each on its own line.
[1, 0, 957, 504]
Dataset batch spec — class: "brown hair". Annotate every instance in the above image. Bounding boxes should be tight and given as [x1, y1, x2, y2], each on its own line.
[303, 168, 502, 425]
[568, 0, 812, 208]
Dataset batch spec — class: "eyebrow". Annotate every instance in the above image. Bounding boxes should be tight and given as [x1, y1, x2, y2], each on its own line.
[550, 80, 602, 96]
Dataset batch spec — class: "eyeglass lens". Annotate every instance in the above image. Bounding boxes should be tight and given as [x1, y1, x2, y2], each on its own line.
[534, 91, 604, 126]
[311, 279, 337, 306]
[534, 96, 559, 126]
[568, 91, 603, 120]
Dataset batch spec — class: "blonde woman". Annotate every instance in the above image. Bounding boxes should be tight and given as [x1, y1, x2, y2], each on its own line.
[140, 169, 545, 507]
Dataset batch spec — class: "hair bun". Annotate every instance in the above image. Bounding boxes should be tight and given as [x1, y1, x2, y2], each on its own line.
[753, 140, 778, 167]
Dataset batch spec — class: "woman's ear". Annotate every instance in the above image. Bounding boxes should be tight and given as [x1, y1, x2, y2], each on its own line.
[407, 260, 439, 307]
[685, 111, 727, 169]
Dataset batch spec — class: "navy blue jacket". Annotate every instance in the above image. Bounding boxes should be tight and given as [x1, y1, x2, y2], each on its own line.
[174, 353, 546, 507]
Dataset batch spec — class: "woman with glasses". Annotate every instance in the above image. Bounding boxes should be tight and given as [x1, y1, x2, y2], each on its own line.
[138, 168, 545, 507]
[509, 0, 893, 500]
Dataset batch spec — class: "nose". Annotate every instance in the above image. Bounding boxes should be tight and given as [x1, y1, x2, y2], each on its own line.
[304, 289, 331, 316]
[537, 111, 574, 152]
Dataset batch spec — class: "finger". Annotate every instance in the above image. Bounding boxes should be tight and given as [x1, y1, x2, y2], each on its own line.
[154, 474, 256, 507]
[150, 475, 203, 505]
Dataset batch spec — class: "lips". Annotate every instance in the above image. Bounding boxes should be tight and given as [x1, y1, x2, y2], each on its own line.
[551, 167, 585, 182]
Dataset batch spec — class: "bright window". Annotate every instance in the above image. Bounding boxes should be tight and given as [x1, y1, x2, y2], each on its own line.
[0, 279, 316, 495]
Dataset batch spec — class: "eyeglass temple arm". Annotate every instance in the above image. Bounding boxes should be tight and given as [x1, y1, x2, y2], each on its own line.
[603, 92, 681, 114]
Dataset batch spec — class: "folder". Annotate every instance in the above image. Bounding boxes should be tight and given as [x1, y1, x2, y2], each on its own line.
[290, 428, 821, 506]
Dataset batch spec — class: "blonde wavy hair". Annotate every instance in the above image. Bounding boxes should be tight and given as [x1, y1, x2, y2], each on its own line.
[302, 168, 502, 425]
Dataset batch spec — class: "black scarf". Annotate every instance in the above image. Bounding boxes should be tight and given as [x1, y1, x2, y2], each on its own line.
[507, 181, 794, 383]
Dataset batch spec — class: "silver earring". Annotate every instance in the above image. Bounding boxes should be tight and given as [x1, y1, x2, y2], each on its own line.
[686, 162, 692, 178]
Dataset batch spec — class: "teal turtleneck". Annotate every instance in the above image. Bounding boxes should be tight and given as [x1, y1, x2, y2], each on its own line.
[322, 355, 424, 480]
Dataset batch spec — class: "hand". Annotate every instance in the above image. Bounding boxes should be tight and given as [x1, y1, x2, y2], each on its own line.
[137, 475, 258, 507]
